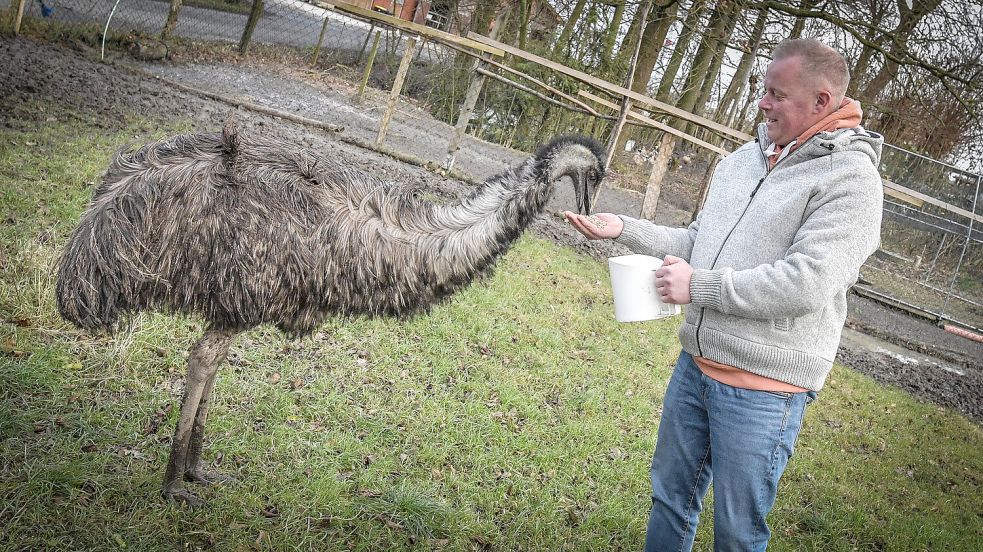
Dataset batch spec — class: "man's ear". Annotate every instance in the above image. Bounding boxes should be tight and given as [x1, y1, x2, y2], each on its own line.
[815, 89, 833, 114]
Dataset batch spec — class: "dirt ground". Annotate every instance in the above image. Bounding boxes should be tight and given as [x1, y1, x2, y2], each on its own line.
[1, 35, 979, 423]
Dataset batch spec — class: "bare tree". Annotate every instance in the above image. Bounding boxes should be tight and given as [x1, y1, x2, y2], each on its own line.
[656, 0, 707, 102]
[715, 7, 768, 127]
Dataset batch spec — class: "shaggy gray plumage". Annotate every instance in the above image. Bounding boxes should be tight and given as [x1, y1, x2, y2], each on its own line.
[56, 120, 604, 336]
[54, 118, 604, 505]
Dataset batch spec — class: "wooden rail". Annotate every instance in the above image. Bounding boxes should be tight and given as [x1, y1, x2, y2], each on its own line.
[579, 90, 730, 157]
[467, 33, 753, 144]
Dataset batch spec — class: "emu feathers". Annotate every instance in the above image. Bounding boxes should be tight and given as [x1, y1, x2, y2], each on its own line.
[56, 122, 605, 336]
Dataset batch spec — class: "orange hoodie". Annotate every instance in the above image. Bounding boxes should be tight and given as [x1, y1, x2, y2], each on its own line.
[767, 98, 863, 169]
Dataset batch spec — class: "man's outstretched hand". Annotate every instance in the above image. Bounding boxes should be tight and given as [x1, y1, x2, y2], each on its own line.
[564, 212, 624, 240]
[655, 255, 693, 304]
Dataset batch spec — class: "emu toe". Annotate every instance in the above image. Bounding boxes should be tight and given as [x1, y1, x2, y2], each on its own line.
[163, 487, 206, 508]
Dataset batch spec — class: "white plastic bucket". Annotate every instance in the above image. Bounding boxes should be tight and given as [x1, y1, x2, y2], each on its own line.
[608, 254, 683, 322]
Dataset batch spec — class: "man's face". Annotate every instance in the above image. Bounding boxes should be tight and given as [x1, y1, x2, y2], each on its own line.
[757, 56, 823, 146]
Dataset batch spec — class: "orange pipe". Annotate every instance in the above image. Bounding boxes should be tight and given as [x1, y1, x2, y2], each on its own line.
[943, 324, 983, 343]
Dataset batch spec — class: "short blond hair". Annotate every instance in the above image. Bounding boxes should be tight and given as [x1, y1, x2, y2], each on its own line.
[773, 39, 850, 100]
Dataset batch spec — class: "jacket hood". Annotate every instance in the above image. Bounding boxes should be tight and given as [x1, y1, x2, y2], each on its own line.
[756, 123, 884, 168]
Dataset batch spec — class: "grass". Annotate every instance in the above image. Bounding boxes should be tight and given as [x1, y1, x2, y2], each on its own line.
[0, 103, 981, 551]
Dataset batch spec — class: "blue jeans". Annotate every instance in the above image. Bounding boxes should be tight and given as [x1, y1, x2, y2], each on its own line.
[644, 351, 816, 552]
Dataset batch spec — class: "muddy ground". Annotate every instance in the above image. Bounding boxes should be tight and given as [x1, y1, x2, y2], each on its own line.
[1, 35, 979, 422]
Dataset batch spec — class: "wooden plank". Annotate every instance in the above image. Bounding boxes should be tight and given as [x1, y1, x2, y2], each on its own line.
[882, 185, 924, 208]
[468, 32, 753, 143]
[580, 90, 730, 156]
[320, 1, 505, 58]
[377, 36, 417, 146]
[882, 180, 983, 224]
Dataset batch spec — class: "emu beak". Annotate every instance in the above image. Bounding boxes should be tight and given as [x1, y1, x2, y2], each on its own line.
[576, 170, 592, 215]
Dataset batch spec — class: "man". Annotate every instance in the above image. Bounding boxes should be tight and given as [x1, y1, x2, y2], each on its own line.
[566, 39, 883, 551]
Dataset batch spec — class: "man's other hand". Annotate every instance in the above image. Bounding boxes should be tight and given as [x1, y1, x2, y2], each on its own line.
[655, 255, 693, 304]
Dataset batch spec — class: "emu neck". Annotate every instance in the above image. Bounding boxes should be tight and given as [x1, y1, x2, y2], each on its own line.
[429, 158, 552, 283]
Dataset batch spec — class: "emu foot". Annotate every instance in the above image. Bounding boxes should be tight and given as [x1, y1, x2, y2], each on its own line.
[185, 467, 234, 486]
[162, 486, 206, 508]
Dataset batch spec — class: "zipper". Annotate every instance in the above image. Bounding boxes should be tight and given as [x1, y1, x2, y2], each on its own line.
[693, 139, 774, 357]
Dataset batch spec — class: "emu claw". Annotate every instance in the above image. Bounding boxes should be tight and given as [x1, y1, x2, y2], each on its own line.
[162, 487, 206, 508]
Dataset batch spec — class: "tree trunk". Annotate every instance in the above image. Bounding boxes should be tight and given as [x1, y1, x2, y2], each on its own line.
[613, 1, 679, 158]
[161, 0, 183, 40]
[675, 0, 735, 126]
[517, 0, 529, 49]
[860, 0, 942, 102]
[787, 0, 816, 39]
[601, 1, 628, 67]
[693, 0, 741, 121]
[655, 0, 706, 103]
[631, 1, 679, 93]
[849, 42, 878, 96]
[615, 2, 643, 67]
[238, 0, 264, 55]
[716, 7, 767, 124]
[847, 1, 889, 97]
[555, 0, 588, 57]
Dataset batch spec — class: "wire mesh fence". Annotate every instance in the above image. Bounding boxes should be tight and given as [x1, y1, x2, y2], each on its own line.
[865, 145, 982, 330]
[8, 0, 982, 331]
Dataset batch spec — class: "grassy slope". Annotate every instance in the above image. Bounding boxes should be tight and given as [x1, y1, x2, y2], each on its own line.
[0, 105, 980, 551]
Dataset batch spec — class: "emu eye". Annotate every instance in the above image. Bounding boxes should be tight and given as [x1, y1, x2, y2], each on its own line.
[588, 168, 598, 181]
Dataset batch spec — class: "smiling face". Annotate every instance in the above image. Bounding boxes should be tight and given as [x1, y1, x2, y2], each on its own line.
[757, 56, 831, 146]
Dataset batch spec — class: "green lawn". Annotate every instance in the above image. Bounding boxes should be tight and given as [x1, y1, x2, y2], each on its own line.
[1, 104, 980, 551]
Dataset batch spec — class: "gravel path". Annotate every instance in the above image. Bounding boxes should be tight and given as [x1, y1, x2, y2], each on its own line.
[2, 34, 979, 422]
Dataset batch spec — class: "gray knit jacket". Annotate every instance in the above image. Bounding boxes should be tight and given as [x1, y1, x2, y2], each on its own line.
[616, 124, 884, 391]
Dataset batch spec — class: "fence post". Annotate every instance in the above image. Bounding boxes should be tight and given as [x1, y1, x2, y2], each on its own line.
[640, 132, 676, 220]
[354, 30, 382, 102]
[939, 172, 981, 321]
[376, 36, 418, 147]
[444, 52, 491, 172]
[356, 23, 376, 65]
[161, 0, 183, 39]
[12, 0, 27, 35]
[238, 0, 264, 55]
[311, 15, 330, 66]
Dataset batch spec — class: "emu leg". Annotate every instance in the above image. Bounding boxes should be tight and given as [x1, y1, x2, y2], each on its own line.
[184, 367, 233, 485]
[162, 329, 235, 506]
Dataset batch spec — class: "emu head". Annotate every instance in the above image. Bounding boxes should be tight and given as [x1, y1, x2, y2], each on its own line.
[535, 135, 606, 215]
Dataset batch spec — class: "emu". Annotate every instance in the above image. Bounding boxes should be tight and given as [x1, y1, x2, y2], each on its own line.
[56, 118, 605, 506]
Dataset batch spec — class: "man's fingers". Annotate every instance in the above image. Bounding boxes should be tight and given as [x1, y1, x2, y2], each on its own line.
[663, 255, 681, 265]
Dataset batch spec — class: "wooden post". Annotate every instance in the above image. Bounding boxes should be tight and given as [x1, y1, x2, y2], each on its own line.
[311, 15, 330, 66]
[238, 0, 264, 55]
[640, 132, 677, 220]
[13, 0, 27, 35]
[161, 0, 183, 39]
[376, 36, 418, 147]
[356, 23, 376, 65]
[354, 30, 381, 102]
[444, 52, 491, 171]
